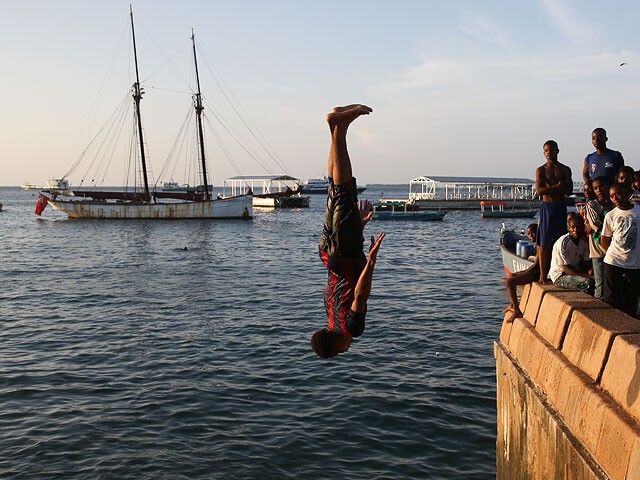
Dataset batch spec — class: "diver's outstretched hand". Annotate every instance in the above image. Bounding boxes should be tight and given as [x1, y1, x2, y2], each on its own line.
[368, 232, 385, 265]
[359, 199, 374, 227]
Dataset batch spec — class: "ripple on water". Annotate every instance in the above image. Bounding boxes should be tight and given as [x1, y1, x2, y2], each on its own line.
[0, 187, 517, 479]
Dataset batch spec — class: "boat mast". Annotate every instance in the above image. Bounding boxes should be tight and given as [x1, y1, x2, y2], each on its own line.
[130, 6, 151, 201]
[191, 30, 211, 201]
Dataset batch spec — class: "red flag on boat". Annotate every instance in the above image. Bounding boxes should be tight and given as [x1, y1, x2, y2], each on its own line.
[35, 194, 49, 215]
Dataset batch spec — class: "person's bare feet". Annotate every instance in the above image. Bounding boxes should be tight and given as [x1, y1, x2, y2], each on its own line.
[331, 104, 371, 113]
[504, 308, 523, 324]
[327, 104, 372, 130]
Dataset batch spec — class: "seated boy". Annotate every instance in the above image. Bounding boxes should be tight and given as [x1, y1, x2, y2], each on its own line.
[548, 212, 594, 294]
[503, 258, 539, 323]
[525, 223, 538, 261]
[502, 223, 539, 323]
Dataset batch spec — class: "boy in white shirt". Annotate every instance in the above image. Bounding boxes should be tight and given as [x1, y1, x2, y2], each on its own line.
[601, 183, 640, 316]
[548, 212, 594, 294]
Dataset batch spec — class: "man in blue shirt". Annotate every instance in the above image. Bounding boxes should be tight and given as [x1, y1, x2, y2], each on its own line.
[582, 128, 624, 189]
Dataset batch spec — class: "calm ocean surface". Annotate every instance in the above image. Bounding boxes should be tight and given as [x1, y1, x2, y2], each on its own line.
[0, 185, 537, 479]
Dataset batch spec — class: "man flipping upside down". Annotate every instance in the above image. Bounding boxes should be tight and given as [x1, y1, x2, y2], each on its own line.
[311, 104, 385, 359]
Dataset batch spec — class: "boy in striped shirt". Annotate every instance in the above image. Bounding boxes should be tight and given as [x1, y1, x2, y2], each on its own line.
[311, 105, 385, 359]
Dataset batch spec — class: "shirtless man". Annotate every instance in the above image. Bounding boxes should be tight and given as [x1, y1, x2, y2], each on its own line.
[535, 140, 573, 284]
[311, 104, 385, 359]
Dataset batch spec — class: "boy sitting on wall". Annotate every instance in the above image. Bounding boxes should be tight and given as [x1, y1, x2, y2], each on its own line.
[548, 212, 594, 295]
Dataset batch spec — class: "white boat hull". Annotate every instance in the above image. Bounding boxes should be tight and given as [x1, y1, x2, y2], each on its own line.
[48, 195, 253, 219]
[252, 195, 310, 208]
[252, 197, 278, 208]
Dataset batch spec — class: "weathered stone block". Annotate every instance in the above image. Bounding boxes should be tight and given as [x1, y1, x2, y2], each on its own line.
[519, 283, 532, 316]
[500, 313, 514, 345]
[506, 316, 534, 356]
[600, 334, 640, 423]
[513, 323, 552, 383]
[525, 384, 558, 479]
[596, 405, 640, 480]
[535, 291, 611, 349]
[562, 309, 640, 382]
[496, 341, 607, 480]
[573, 388, 608, 459]
[628, 435, 640, 480]
[537, 347, 572, 404]
[554, 366, 596, 433]
[496, 343, 529, 479]
[524, 283, 563, 325]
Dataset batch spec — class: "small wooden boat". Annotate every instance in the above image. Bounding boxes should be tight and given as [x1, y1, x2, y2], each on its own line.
[225, 175, 310, 208]
[373, 210, 445, 221]
[372, 199, 445, 221]
[500, 226, 535, 275]
[481, 200, 536, 219]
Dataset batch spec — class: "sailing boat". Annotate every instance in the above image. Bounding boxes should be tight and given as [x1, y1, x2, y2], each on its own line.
[43, 9, 252, 220]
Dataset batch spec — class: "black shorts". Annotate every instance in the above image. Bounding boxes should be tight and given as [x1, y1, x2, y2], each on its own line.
[319, 177, 365, 260]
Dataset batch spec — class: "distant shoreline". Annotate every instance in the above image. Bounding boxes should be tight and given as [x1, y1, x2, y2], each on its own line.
[365, 184, 407, 188]
[1, 184, 411, 189]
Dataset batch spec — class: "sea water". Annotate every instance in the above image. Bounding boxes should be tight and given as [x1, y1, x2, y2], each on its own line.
[0, 186, 538, 479]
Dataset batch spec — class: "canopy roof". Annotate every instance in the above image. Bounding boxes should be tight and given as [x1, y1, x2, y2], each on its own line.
[226, 175, 299, 182]
[411, 175, 534, 184]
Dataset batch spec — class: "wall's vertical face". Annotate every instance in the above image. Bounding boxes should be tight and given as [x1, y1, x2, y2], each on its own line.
[496, 342, 606, 480]
[496, 284, 640, 480]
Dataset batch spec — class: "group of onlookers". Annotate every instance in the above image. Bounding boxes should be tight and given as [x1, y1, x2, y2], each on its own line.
[504, 128, 640, 322]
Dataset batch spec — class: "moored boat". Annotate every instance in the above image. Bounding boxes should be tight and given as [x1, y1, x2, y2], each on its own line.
[298, 176, 366, 195]
[22, 178, 70, 192]
[225, 175, 310, 208]
[372, 199, 445, 221]
[500, 225, 535, 275]
[373, 210, 446, 221]
[160, 181, 212, 193]
[481, 201, 536, 219]
[409, 176, 540, 211]
[39, 9, 252, 220]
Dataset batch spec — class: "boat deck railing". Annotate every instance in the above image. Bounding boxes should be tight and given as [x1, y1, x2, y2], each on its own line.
[408, 176, 538, 201]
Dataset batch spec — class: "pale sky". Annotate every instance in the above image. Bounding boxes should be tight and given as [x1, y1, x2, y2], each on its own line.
[3, 0, 640, 187]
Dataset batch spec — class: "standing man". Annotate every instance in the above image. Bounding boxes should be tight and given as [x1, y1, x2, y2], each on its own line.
[535, 140, 573, 284]
[583, 128, 625, 189]
[311, 104, 385, 359]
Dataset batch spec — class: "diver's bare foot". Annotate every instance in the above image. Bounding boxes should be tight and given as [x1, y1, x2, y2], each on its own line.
[504, 309, 523, 324]
[331, 104, 369, 113]
[502, 304, 514, 314]
[327, 104, 372, 130]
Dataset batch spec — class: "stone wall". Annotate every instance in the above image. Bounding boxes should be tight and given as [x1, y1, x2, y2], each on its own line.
[496, 283, 640, 479]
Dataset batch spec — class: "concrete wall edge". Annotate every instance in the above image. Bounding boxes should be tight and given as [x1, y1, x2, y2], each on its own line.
[495, 340, 609, 479]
